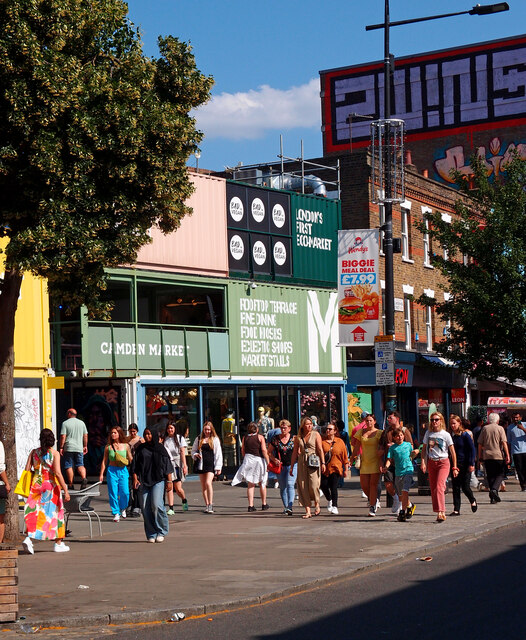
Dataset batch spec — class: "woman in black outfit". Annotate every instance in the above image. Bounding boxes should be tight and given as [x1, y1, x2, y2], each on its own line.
[449, 414, 477, 516]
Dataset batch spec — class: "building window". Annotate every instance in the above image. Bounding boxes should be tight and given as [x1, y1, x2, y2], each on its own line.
[379, 204, 385, 255]
[137, 282, 225, 328]
[99, 279, 133, 322]
[441, 213, 452, 261]
[401, 201, 413, 261]
[404, 296, 412, 350]
[422, 207, 433, 268]
[426, 305, 434, 351]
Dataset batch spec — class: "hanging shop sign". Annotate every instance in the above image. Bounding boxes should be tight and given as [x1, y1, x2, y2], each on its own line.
[228, 281, 345, 377]
[337, 229, 380, 346]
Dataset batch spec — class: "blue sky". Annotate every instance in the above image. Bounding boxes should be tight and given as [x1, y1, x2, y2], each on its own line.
[125, 1, 521, 172]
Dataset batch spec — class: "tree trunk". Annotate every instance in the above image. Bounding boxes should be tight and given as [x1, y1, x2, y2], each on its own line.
[0, 268, 23, 542]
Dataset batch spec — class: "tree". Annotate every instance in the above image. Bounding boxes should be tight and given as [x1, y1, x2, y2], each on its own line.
[417, 153, 526, 384]
[0, 0, 213, 540]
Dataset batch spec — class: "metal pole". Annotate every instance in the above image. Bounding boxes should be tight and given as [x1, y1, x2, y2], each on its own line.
[382, 0, 397, 414]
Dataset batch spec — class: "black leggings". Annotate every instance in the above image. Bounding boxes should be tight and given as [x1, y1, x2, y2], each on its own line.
[321, 472, 340, 506]
[451, 462, 475, 512]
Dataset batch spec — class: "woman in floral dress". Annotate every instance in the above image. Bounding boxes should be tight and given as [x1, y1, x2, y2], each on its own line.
[23, 429, 70, 554]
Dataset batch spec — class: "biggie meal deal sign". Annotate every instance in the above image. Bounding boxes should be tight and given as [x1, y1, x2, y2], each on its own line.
[337, 229, 380, 346]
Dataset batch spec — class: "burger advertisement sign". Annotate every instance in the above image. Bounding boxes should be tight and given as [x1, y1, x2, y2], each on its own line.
[337, 230, 380, 346]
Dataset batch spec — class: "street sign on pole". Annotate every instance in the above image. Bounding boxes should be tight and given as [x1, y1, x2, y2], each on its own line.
[375, 335, 395, 386]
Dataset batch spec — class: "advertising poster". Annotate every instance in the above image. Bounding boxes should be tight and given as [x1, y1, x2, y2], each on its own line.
[347, 391, 372, 431]
[337, 229, 380, 346]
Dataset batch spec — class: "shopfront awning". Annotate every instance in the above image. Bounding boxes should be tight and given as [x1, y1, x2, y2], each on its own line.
[419, 354, 456, 367]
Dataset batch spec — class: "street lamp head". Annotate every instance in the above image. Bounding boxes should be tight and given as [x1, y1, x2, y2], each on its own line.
[469, 3, 509, 15]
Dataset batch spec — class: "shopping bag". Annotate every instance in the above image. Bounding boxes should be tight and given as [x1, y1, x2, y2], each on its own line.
[14, 470, 32, 497]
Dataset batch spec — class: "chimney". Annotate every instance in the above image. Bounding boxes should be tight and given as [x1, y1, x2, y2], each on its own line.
[404, 150, 417, 171]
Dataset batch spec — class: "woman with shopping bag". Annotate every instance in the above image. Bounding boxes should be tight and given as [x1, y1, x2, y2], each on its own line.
[22, 429, 70, 554]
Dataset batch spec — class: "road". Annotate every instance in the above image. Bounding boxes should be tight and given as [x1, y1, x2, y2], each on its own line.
[8, 523, 526, 639]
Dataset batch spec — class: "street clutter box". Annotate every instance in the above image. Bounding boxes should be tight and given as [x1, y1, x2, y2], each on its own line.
[0, 545, 18, 623]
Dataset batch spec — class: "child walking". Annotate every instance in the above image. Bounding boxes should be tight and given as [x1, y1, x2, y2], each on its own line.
[383, 428, 419, 522]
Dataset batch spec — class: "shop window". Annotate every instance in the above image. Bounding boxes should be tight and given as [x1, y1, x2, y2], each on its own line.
[300, 388, 331, 426]
[137, 282, 224, 328]
[145, 386, 198, 442]
[329, 386, 342, 424]
[254, 389, 282, 434]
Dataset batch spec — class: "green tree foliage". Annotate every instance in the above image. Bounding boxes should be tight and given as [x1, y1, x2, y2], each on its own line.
[0, 0, 213, 314]
[417, 154, 526, 382]
[0, 0, 213, 540]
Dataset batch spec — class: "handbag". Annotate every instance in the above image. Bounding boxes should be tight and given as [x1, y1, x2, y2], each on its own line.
[112, 444, 129, 467]
[307, 454, 320, 468]
[268, 459, 282, 474]
[324, 442, 335, 464]
[14, 470, 33, 497]
[0, 484, 8, 500]
[302, 436, 320, 469]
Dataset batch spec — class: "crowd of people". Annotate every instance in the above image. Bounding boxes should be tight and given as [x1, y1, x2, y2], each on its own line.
[0, 405, 522, 548]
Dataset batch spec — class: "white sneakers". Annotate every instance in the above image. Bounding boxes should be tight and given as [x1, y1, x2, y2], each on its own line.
[147, 535, 166, 543]
[326, 501, 339, 515]
[121, 510, 127, 519]
[23, 536, 69, 553]
[23, 537, 34, 555]
[113, 513, 120, 522]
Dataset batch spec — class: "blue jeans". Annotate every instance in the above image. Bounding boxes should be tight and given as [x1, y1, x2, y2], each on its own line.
[107, 466, 130, 515]
[140, 481, 169, 540]
[278, 464, 297, 509]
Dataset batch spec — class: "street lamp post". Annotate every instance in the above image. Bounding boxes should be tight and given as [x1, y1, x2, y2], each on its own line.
[365, 1, 509, 414]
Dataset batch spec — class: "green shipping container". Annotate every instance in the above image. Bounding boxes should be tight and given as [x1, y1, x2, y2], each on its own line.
[290, 193, 340, 286]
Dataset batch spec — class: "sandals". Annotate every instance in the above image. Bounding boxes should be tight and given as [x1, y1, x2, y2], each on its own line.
[302, 513, 312, 519]
[436, 513, 446, 522]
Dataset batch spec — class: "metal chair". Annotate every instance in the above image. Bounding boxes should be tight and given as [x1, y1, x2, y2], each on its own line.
[64, 482, 103, 538]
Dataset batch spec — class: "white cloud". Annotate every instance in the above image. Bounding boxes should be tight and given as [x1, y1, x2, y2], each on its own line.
[193, 78, 320, 140]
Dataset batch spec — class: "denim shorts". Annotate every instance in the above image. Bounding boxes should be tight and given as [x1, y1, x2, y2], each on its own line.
[395, 473, 413, 494]
[0, 498, 6, 515]
[63, 451, 84, 469]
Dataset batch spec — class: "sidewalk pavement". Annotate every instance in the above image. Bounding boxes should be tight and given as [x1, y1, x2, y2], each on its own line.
[6, 475, 526, 630]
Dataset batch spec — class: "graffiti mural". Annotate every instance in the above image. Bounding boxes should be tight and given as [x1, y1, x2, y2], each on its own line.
[14, 387, 41, 478]
[434, 137, 526, 183]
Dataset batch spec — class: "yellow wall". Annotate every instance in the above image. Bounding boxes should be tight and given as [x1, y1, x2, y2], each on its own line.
[1, 241, 53, 430]
[14, 273, 53, 429]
